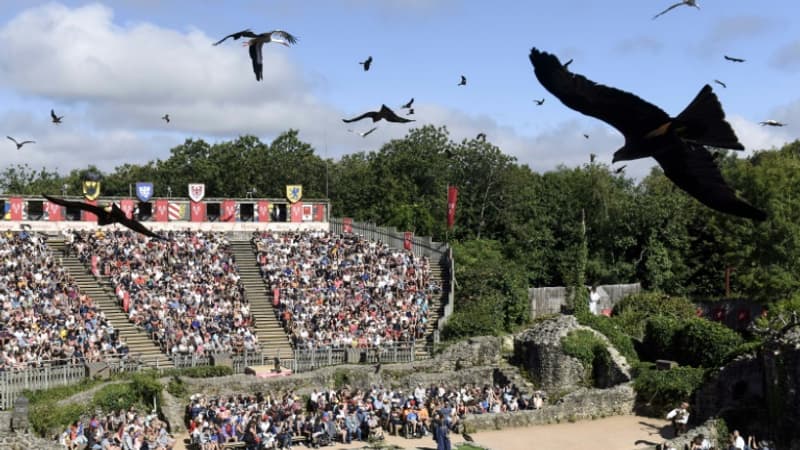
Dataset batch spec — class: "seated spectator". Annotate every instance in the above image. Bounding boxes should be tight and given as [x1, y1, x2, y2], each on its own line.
[690, 433, 712, 450]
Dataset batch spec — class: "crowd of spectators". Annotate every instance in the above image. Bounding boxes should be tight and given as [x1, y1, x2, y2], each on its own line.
[0, 230, 127, 370]
[68, 229, 258, 357]
[186, 381, 541, 449]
[253, 231, 440, 350]
[59, 406, 175, 450]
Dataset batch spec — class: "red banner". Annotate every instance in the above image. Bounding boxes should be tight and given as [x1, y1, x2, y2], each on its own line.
[190, 201, 205, 222]
[343, 217, 353, 233]
[221, 200, 236, 222]
[313, 204, 325, 222]
[82, 199, 98, 222]
[257, 201, 271, 223]
[8, 197, 23, 221]
[290, 201, 303, 223]
[447, 185, 459, 229]
[273, 288, 280, 306]
[45, 200, 63, 221]
[154, 199, 169, 222]
[120, 199, 135, 219]
[404, 231, 413, 250]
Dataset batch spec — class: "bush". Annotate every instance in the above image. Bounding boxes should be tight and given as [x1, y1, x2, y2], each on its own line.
[161, 366, 234, 378]
[674, 318, 744, 367]
[92, 383, 140, 412]
[642, 316, 681, 361]
[633, 365, 706, 417]
[442, 295, 505, 340]
[30, 401, 86, 438]
[613, 292, 697, 339]
[561, 329, 611, 387]
[166, 376, 188, 398]
[577, 312, 639, 364]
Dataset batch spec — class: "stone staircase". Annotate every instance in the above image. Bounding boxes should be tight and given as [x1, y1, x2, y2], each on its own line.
[229, 240, 293, 359]
[48, 238, 173, 369]
[416, 261, 449, 359]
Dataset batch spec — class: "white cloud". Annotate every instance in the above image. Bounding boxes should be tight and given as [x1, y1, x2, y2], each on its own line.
[729, 115, 795, 153]
[770, 40, 800, 72]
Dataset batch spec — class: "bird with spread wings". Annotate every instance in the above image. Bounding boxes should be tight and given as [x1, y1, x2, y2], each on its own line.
[529, 47, 765, 221]
[7, 136, 35, 149]
[214, 29, 298, 81]
[43, 194, 169, 240]
[653, 0, 699, 20]
[342, 105, 415, 124]
[51, 109, 63, 124]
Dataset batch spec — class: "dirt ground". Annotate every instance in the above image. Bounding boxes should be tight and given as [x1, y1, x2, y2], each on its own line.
[174, 414, 673, 450]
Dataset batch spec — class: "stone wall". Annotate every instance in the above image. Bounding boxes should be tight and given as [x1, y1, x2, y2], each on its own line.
[529, 283, 641, 318]
[0, 411, 61, 450]
[513, 315, 631, 393]
[461, 383, 635, 432]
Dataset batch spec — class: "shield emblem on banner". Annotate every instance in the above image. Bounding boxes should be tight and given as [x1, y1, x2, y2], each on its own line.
[286, 185, 303, 204]
[135, 182, 154, 202]
[82, 180, 101, 201]
[188, 183, 205, 202]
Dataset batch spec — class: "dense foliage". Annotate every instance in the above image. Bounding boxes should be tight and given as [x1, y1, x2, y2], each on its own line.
[643, 316, 744, 367]
[561, 329, 611, 387]
[633, 363, 707, 417]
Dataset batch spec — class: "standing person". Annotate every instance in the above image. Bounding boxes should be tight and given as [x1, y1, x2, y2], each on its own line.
[433, 413, 451, 450]
[730, 430, 746, 450]
[666, 402, 690, 436]
[589, 286, 601, 315]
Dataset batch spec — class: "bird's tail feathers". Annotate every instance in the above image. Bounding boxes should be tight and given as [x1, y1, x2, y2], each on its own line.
[675, 85, 743, 150]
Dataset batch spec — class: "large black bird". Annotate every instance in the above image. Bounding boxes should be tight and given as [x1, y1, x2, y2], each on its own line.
[458, 75, 467, 86]
[342, 104, 415, 124]
[214, 29, 298, 81]
[476, 133, 486, 141]
[51, 109, 63, 124]
[529, 47, 766, 221]
[462, 432, 475, 442]
[713, 79, 727, 89]
[359, 56, 373, 71]
[724, 55, 745, 63]
[401, 98, 414, 109]
[7, 136, 35, 149]
[534, 98, 545, 105]
[161, 114, 170, 123]
[43, 194, 169, 240]
[652, 0, 699, 20]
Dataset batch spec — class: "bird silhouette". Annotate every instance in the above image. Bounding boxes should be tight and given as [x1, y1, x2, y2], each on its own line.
[724, 55, 745, 63]
[51, 109, 63, 124]
[458, 75, 467, 86]
[529, 47, 765, 221]
[653, 0, 699, 19]
[713, 79, 727, 89]
[590, 153, 597, 163]
[563, 59, 573, 69]
[476, 133, 486, 141]
[614, 165, 627, 174]
[43, 194, 169, 240]
[534, 98, 546, 105]
[462, 432, 475, 442]
[759, 120, 786, 127]
[401, 98, 414, 109]
[342, 104, 415, 124]
[360, 56, 373, 71]
[161, 114, 170, 123]
[583, 133, 590, 139]
[7, 136, 35, 149]
[356, 127, 378, 137]
[214, 29, 298, 81]
[407, 108, 414, 115]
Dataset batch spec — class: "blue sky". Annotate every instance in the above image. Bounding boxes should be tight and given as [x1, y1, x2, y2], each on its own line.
[1, 1, 798, 178]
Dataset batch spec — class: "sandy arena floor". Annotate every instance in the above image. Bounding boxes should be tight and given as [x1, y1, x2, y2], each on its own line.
[174, 415, 673, 450]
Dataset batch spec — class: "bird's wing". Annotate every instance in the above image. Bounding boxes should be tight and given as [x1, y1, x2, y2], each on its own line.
[7, 136, 18, 145]
[50, 109, 57, 120]
[652, 2, 683, 19]
[20, 140, 35, 145]
[117, 213, 166, 240]
[529, 48, 670, 139]
[342, 111, 377, 123]
[378, 105, 414, 123]
[213, 29, 257, 45]
[42, 194, 106, 217]
[362, 127, 377, 137]
[268, 30, 298, 45]
[248, 43, 263, 80]
[653, 142, 766, 221]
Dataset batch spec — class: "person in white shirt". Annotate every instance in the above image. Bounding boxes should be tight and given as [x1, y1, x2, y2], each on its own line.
[730, 430, 746, 450]
[589, 286, 601, 315]
[666, 402, 690, 436]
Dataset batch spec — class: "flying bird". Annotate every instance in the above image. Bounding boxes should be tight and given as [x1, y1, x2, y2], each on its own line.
[563, 59, 573, 69]
[161, 114, 170, 123]
[713, 79, 727, 89]
[359, 56, 373, 71]
[401, 98, 414, 109]
[214, 29, 298, 81]
[407, 108, 414, 115]
[759, 120, 786, 127]
[724, 55, 745, 63]
[51, 109, 63, 124]
[590, 153, 597, 163]
[614, 165, 627, 174]
[652, 0, 699, 20]
[529, 47, 766, 221]
[583, 133, 590, 139]
[43, 194, 169, 240]
[356, 127, 378, 137]
[7, 136, 35, 149]
[534, 98, 546, 105]
[462, 432, 475, 442]
[342, 104, 415, 124]
[476, 133, 486, 141]
[458, 75, 467, 86]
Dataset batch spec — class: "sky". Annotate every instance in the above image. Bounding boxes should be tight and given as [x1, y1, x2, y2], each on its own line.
[1, 0, 799, 180]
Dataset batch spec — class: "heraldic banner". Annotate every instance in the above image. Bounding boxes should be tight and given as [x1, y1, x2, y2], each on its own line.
[257, 201, 271, 223]
[286, 185, 302, 204]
